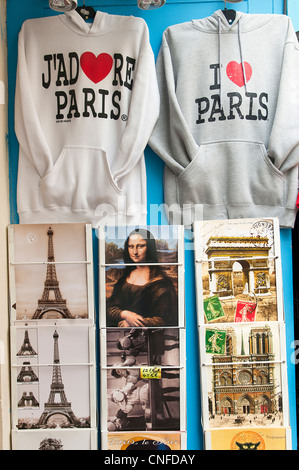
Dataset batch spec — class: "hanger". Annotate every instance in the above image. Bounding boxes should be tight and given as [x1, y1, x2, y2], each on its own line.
[222, 1, 236, 24]
[76, 0, 96, 20]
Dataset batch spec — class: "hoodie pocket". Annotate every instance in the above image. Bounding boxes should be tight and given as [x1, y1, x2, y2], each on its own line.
[177, 141, 285, 208]
[40, 146, 123, 212]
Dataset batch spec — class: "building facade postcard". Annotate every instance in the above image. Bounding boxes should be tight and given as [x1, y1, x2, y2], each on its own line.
[194, 218, 283, 324]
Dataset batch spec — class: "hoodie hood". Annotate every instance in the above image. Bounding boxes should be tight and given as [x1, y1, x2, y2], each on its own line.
[191, 10, 272, 33]
[211, 9, 244, 30]
[60, 8, 131, 35]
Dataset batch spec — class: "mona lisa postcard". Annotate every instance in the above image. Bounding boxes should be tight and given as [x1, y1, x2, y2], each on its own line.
[98, 225, 185, 328]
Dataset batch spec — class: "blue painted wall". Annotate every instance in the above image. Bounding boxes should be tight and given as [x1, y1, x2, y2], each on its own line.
[6, 0, 297, 450]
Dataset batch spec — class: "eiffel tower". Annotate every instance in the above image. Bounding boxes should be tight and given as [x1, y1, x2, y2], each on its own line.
[17, 362, 39, 383]
[18, 391, 39, 408]
[32, 226, 73, 319]
[37, 330, 79, 427]
[17, 330, 37, 356]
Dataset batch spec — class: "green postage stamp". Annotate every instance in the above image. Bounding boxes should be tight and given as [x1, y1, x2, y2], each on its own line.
[205, 328, 227, 355]
[203, 295, 225, 322]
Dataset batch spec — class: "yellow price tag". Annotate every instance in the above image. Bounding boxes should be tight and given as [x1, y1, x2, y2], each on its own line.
[140, 367, 161, 380]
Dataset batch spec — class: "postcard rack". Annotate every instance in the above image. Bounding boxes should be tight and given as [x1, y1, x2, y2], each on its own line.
[98, 225, 187, 450]
[194, 217, 292, 450]
[8, 223, 97, 450]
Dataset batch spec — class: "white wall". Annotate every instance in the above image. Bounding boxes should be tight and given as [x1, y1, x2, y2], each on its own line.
[0, 0, 11, 451]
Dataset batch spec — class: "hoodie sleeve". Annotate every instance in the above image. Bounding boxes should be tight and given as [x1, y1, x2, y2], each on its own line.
[15, 23, 52, 179]
[111, 24, 160, 183]
[149, 31, 200, 175]
[267, 18, 299, 174]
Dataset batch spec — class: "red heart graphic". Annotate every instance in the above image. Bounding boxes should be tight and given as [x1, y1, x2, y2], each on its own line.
[80, 52, 113, 83]
[226, 61, 252, 87]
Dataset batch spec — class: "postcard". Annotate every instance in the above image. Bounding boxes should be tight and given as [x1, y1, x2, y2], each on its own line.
[99, 225, 185, 328]
[101, 367, 185, 433]
[8, 223, 94, 322]
[15, 364, 92, 430]
[11, 323, 96, 431]
[10, 223, 89, 264]
[199, 321, 285, 366]
[11, 429, 98, 450]
[102, 225, 181, 265]
[104, 265, 179, 328]
[200, 359, 289, 430]
[101, 328, 183, 368]
[13, 323, 92, 365]
[194, 218, 283, 324]
[204, 427, 291, 450]
[102, 431, 187, 450]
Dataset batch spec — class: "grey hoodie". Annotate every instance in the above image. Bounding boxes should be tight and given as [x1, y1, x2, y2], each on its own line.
[149, 10, 299, 227]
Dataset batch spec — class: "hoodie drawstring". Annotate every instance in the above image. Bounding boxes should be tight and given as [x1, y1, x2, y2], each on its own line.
[218, 14, 247, 110]
[218, 17, 223, 109]
[238, 17, 248, 93]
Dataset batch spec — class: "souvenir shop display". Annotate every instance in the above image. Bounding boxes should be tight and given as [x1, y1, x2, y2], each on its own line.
[5, 0, 298, 452]
[194, 217, 292, 450]
[8, 223, 97, 450]
[98, 225, 187, 450]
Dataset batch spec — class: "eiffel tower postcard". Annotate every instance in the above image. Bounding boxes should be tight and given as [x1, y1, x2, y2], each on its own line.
[11, 428, 98, 450]
[8, 223, 94, 321]
[11, 325, 96, 432]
